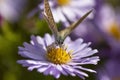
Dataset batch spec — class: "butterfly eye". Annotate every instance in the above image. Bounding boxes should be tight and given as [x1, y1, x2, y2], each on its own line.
[57, 39, 63, 45]
[54, 36, 63, 46]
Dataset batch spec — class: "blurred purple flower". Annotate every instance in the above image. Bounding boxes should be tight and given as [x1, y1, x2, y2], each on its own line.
[94, 4, 120, 56]
[72, 0, 104, 43]
[0, 0, 27, 22]
[17, 34, 99, 79]
[97, 4, 120, 41]
[38, 0, 95, 26]
[70, 21, 102, 43]
[97, 58, 120, 80]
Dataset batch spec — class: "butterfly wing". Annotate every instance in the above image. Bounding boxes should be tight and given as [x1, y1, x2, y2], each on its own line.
[44, 0, 59, 42]
[44, 0, 92, 45]
[58, 10, 93, 43]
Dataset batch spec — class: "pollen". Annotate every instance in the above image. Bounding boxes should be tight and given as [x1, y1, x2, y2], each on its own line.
[46, 48, 71, 64]
[57, 0, 70, 6]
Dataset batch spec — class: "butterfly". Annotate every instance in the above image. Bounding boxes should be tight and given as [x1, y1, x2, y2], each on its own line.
[43, 0, 92, 46]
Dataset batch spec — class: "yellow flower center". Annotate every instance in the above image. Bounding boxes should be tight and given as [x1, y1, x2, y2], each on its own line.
[108, 22, 120, 40]
[57, 0, 70, 6]
[46, 48, 71, 64]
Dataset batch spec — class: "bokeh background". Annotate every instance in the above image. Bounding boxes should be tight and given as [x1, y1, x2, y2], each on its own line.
[0, 0, 120, 80]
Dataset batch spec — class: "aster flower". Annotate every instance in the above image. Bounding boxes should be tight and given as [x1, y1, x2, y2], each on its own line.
[0, 0, 27, 22]
[97, 4, 120, 41]
[17, 0, 99, 79]
[94, 4, 120, 56]
[38, 0, 95, 26]
[17, 34, 99, 79]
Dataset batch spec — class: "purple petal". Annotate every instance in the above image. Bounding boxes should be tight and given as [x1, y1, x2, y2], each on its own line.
[56, 65, 68, 76]
[37, 65, 51, 73]
[73, 66, 96, 73]
[44, 34, 54, 46]
[74, 69, 88, 77]
[73, 49, 98, 58]
[49, 67, 61, 79]
[67, 38, 83, 51]
[61, 65, 76, 76]
[18, 41, 46, 60]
